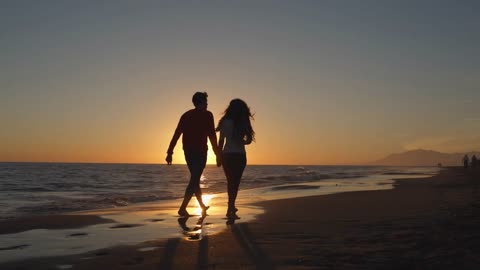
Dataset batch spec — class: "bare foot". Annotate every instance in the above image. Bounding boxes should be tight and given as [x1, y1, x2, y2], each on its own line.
[178, 209, 190, 217]
[201, 205, 210, 216]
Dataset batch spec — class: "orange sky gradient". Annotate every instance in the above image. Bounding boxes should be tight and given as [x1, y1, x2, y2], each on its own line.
[1, 3, 479, 165]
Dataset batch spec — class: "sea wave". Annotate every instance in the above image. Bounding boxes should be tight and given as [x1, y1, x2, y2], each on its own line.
[0, 163, 440, 220]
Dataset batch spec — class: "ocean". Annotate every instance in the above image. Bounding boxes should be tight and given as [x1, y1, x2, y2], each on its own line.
[0, 162, 440, 221]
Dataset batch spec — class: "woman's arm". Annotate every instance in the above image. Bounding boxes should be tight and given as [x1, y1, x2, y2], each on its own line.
[218, 131, 225, 152]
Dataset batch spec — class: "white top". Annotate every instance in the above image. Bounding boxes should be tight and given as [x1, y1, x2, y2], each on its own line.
[218, 119, 246, 154]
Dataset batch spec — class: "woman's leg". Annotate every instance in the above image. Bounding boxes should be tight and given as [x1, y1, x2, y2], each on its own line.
[230, 154, 246, 212]
[222, 154, 235, 213]
[223, 153, 246, 216]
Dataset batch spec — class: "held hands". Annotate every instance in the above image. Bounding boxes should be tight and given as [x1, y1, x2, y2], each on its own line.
[166, 153, 173, 165]
[216, 154, 222, 167]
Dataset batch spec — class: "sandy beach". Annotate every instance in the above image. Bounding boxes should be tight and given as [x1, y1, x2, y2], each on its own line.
[1, 167, 479, 269]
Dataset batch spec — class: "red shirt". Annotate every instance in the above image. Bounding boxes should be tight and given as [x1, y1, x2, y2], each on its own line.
[173, 109, 216, 153]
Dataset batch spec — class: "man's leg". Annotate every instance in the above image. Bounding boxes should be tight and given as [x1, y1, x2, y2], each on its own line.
[193, 171, 207, 209]
[178, 152, 196, 216]
[192, 152, 208, 210]
[178, 179, 195, 216]
[178, 152, 207, 216]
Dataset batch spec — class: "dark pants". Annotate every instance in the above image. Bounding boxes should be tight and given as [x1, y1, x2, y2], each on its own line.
[222, 153, 247, 211]
[180, 151, 207, 210]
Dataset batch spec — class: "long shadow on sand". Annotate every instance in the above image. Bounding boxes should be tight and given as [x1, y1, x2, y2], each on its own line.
[158, 215, 209, 269]
[158, 214, 274, 269]
[158, 238, 180, 270]
[228, 220, 275, 270]
[179, 215, 209, 269]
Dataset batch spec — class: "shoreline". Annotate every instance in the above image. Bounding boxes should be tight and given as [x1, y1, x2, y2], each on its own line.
[0, 169, 434, 237]
[0, 164, 438, 224]
[2, 167, 479, 269]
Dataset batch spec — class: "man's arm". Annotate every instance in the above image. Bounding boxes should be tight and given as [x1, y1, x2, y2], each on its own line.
[166, 117, 183, 165]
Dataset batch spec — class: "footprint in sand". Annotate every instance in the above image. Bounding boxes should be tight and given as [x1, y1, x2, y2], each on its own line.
[109, 224, 143, 229]
[95, 250, 109, 256]
[138, 247, 160, 252]
[68, 232, 88, 237]
[145, 218, 165, 223]
[55, 264, 73, 269]
[123, 256, 144, 266]
[0, 244, 30, 251]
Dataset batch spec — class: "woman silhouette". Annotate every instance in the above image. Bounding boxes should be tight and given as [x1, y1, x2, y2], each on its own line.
[217, 99, 255, 219]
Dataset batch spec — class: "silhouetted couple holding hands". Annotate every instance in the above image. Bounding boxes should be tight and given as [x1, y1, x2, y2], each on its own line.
[166, 92, 255, 219]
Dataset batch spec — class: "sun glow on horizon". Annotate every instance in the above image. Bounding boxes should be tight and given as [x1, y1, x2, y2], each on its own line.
[168, 141, 219, 165]
[206, 148, 217, 165]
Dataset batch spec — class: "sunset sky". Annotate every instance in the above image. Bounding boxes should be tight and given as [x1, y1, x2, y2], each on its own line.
[1, 1, 479, 165]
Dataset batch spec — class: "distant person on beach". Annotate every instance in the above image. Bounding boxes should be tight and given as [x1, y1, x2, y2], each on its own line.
[166, 92, 222, 217]
[217, 99, 255, 219]
[472, 155, 478, 168]
[463, 154, 469, 169]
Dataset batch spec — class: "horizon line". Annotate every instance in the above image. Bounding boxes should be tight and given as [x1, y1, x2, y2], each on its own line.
[0, 160, 377, 166]
[0, 161, 442, 167]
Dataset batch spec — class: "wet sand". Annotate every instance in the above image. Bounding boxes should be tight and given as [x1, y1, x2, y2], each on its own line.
[249, 167, 480, 269]
[0, 215, 115, 235]
[1, 167, 479, 269]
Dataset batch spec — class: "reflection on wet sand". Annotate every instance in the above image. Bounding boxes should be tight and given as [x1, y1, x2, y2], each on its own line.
[177, 215, 206, 241]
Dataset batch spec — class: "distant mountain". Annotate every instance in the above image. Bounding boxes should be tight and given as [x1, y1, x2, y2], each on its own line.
[371, 149, 480, 166]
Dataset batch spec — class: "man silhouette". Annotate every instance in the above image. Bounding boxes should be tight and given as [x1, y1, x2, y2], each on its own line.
[166, 92, 221, 217]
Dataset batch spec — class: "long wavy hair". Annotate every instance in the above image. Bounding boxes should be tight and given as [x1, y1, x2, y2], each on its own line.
[217, 99, 255, 144]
